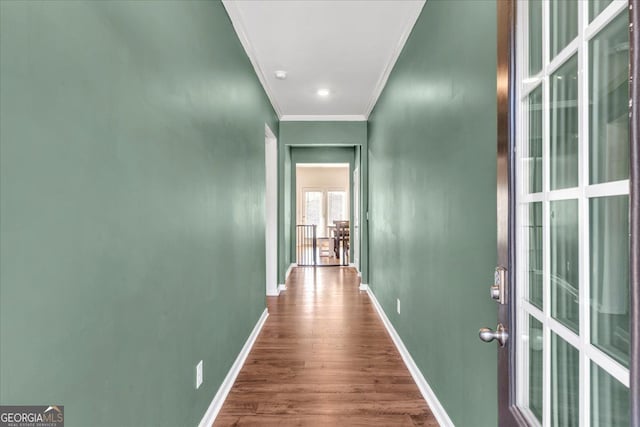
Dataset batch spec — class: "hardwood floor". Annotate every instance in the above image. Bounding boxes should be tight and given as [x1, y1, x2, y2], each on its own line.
[214, 267, 437, 426]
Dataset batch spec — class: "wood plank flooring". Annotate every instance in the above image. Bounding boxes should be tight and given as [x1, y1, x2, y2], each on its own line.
[214, 267, 437, 426]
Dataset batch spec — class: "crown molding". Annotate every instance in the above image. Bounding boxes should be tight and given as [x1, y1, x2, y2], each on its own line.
[222, 1, 283, 118]
[280, 115, 367, 122]
[364, 1, 425, 118]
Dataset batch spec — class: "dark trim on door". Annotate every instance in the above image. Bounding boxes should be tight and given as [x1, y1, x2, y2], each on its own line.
[497, 0, 528, 425]
[630, 1, 640, 425]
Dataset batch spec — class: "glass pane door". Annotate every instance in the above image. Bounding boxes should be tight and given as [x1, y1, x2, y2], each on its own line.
[327, 190, 347, 226]
[516, 1, 630, 425]
[303, 190, 324, 236]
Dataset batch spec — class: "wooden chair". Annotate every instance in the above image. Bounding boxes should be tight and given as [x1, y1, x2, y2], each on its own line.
[333, 221, 349, 263]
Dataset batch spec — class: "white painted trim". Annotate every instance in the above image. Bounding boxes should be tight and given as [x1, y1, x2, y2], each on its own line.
[584, 179, 630, 198]
[276, 264, 296, 295]
[222, 1, 283, 118]
[545, 37, 579, 76]
[521, 192, 545, 203]
[285, 263, 296, 280]
[349, 263, 362, 278]
[265, 124, 278, 297]
[198, 308, 269, 427]
[359, 283, 368, 291]
[365, 287, 454, 427]
[280, 115, 366, 122]
[546, 187, 580, 201]
[363, 1, 426, 118]
[271, 264, 298, 297]
[583, 0, 628, 41]
[521, 76, 544, 99]
[297, 163, 350, 168]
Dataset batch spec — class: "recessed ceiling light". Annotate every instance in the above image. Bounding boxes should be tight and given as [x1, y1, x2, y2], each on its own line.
[317, 88, 330, 97]
[275, 70, 287, 80]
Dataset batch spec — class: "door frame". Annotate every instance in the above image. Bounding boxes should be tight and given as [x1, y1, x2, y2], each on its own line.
[630, 0, 639, 424]
[265, 124, 278, 296]
[497, 1, 640, 425]
[353, 167, 360, 270]
[293, 161, 351, 251]
[496, 0, 524, 424]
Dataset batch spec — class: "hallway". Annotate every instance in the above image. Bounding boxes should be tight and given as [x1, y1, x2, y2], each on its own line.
[214, 267, 437, 426]
[2, 1, 637, 426]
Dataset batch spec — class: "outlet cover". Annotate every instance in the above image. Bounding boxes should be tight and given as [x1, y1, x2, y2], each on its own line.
[397, 298, 401, 314]
[196, 360, 203, 389]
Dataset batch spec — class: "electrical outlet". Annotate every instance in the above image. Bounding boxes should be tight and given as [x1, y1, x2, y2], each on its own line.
[196, 360, 203, 389]
[397, 298, 401, 314]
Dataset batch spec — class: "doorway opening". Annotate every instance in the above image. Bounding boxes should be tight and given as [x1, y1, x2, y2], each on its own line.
[296, 163, 350, 266]
[265, 125, 278, 296]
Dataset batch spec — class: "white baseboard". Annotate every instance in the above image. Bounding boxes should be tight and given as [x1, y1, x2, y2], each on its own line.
[285, 263, 296, 280]
[365, 288, 454, 427]
[350, 264, 366, 290]
[348, 263, 362, 278]
[272, 284, 287, 296]
[198, 308, 269, 427]
[274, 264, 296, 296]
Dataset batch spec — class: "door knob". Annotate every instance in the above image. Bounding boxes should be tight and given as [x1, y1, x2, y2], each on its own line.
[478, 323, 508, 347]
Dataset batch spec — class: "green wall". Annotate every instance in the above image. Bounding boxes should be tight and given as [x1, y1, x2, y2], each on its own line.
[0, 2, 277, 426]
[278, 122, 368, 283]
[279, 121, 366, 146]
[367, 1, 498, 425]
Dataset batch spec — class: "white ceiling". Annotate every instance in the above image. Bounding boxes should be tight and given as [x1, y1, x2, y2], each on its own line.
[222, 0, 425, 121]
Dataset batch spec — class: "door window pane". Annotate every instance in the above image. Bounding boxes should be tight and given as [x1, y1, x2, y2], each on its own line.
[529, 0, 543, 75]
[526, 202, 543, 309]
[589, 13, 630, 184]
[591, 363, 629, 426]
[528, 316, 543, 422]
[550, 0, 578, 59]
[551, 333, 579, 427]
[589, 0, 614, 22]
[527, 87, 543, 193]
[551, 55, 579, 190]
[550, 199, 579, 333]
[590, 195, 629, 367]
